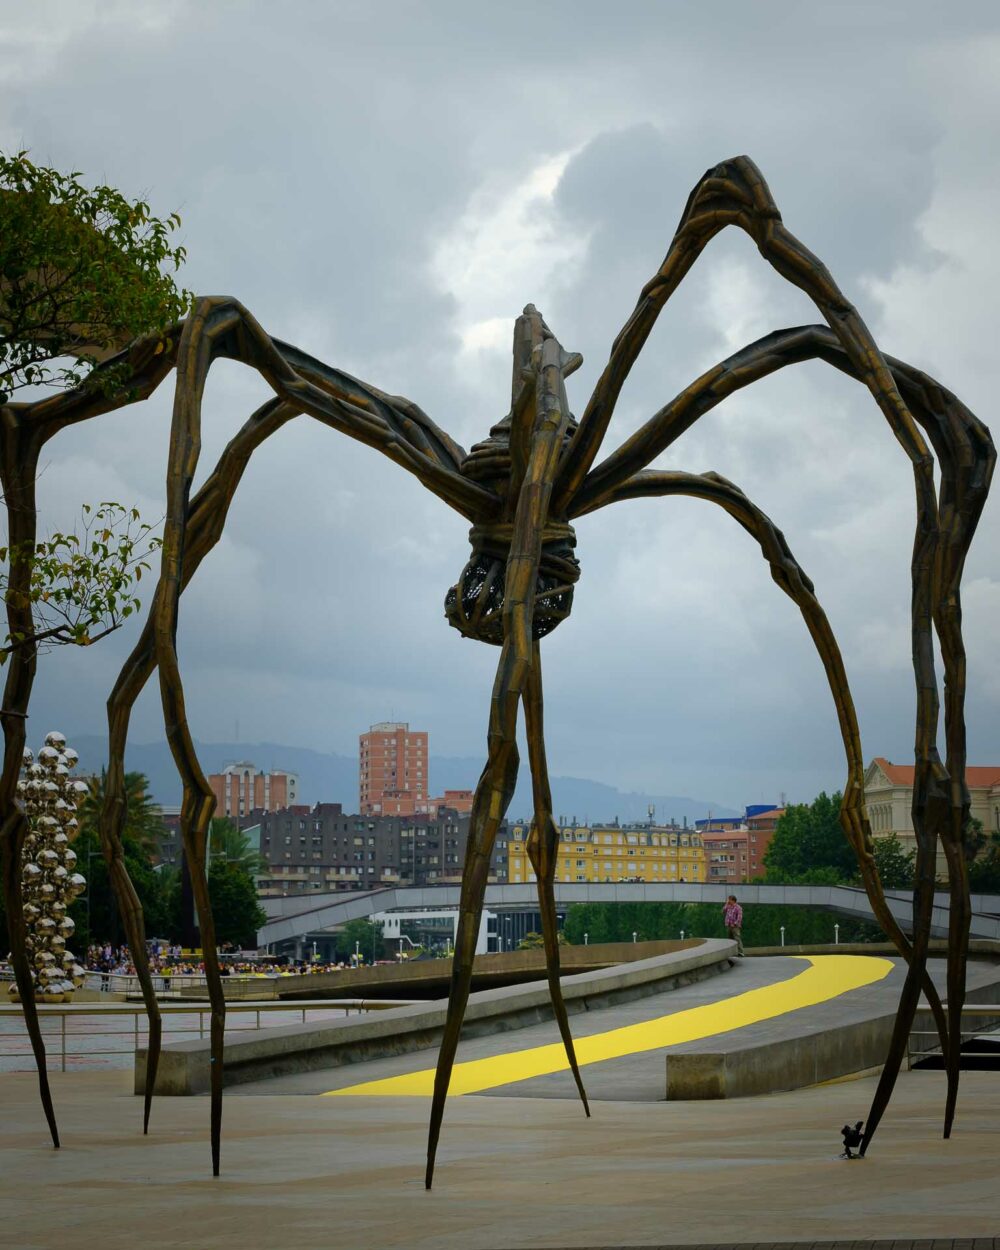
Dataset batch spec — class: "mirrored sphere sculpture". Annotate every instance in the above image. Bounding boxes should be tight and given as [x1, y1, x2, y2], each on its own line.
[8, 735, 87, 1004]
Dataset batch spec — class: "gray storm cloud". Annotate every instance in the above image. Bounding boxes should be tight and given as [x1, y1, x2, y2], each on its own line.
[3, 0, 997, 809]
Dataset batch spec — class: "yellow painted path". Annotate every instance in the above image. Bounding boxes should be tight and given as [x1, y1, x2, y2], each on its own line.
[325, 954, 893, 1098]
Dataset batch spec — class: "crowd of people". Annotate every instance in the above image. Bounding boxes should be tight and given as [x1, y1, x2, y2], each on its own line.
[83, 942, 377, 978]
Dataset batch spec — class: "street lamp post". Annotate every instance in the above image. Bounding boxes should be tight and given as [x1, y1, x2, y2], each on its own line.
[780, 925, 785, 947]
[354, 939, 360, 966]
[834, 923, 840, 945]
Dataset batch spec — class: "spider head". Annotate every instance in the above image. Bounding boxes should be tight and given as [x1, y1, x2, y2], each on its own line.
[444, 522, 580, 645]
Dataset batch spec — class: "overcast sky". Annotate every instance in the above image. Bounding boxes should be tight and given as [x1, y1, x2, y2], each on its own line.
[2, 1, 998, 810]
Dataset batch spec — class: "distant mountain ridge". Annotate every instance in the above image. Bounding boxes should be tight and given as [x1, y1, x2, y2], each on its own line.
[68, 735, 739, 825]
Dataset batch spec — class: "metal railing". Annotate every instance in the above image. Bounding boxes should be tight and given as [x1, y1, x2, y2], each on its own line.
[908, 1002, 1000, 1067]
[0, 997, 416, 1072]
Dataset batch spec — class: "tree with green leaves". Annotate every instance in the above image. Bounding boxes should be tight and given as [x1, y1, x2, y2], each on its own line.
[335, 917, 385, 964]
[0, 501, 160, 662]
[967, 819, 1000, 892]
[78, 769, 166, 857]
[869, 833, 916, 890]
[209, 817, 266, 876]
[562, 899, 882, 949]
[763, 791, 856, 883]
[0, 154, 190, 1116]
[206, 863, 266, 950]
[1, 150, 190, 401]
[65, 771, 171, 951]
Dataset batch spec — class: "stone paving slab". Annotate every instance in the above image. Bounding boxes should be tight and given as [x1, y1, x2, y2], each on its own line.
[456, 1244, 996, 1249]
[1, 1066, 998, 1249]
[564, 1244, 1000, 1250]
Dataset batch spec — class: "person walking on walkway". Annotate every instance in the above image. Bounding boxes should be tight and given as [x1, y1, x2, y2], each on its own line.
[723, 894, 744, 956]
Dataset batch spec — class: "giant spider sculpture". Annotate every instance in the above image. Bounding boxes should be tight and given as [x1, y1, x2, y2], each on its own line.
[1, 156, 994, 1190]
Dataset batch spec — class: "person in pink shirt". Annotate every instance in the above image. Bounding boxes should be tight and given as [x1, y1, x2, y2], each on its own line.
[722, 895, 744, 956]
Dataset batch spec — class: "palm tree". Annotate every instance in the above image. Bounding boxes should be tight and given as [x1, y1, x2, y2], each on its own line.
[78, 770, 164, 856]
[209, 818, 266, 876]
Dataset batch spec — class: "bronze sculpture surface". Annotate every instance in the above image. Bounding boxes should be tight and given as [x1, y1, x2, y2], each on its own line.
[1, 156, 993, 1187]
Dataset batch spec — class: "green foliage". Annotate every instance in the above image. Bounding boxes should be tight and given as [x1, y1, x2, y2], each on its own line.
[0, 501, 161, 663]
[0, 149, 190, 401]
[66, 770, 171, 948]
[562, 900, 882, 949]
[78, 769, 166, 856]
[516, 930, 567, 949]
[209, 817, 266, 875]
[968, 820, 1000, 892]
[206, 864, 266, 949]
[964, 817, 988, 864]
[335, 917, 385, 963]
[869, 833, 915, 889]
[763, 792, 855, 883]
[563, 901, 690, 945]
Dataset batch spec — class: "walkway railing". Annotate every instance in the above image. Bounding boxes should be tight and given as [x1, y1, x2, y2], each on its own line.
[0, 998, 416, 1072]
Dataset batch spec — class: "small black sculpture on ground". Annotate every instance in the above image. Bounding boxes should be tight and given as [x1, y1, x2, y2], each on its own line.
[841, 1121, 865, 1159]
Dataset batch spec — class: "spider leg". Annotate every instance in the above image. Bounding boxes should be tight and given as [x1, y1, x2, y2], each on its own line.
[890, 362, 994, 1138]
[0, 326, 190, 1151]
[149, 305, 309, 1175]
[98, 791, 161, 1136]
[153, 298, 234, 1176]
[205, 303, 496, 519]
[15, 323, 184, 442]
[0, 428, 60, 1147]
[584, 468, 950, 1057]
[0, 806, 59, 1146]
[555, 176, 948, 1095]
[524, 640, 591, 1117]
[555, 156, 935, 513]
[102, 396, 298, 1133]
[575, 325, 994, 1145]
[426, 329, 573, 1190]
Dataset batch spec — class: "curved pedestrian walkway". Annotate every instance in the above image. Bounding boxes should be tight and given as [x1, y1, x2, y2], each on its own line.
[327, 955, 892, 1098]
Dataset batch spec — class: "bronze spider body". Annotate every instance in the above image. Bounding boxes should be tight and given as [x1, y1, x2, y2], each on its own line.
[1, 156, 993, 1191]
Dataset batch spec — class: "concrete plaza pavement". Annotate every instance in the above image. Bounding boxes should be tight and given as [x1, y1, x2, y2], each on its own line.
[2, 1065, 998, 1249]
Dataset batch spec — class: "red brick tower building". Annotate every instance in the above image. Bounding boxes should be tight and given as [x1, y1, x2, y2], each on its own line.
[359, 722, 429, 815]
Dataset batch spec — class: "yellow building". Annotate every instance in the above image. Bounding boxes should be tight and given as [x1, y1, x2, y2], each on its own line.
[506, 823, 706, 885]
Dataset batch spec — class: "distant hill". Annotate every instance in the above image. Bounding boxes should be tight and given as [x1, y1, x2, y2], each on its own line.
[68, 735, 739, 825]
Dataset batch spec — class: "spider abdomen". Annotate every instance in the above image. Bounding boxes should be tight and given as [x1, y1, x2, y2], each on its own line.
[444, 523, 580, 645]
